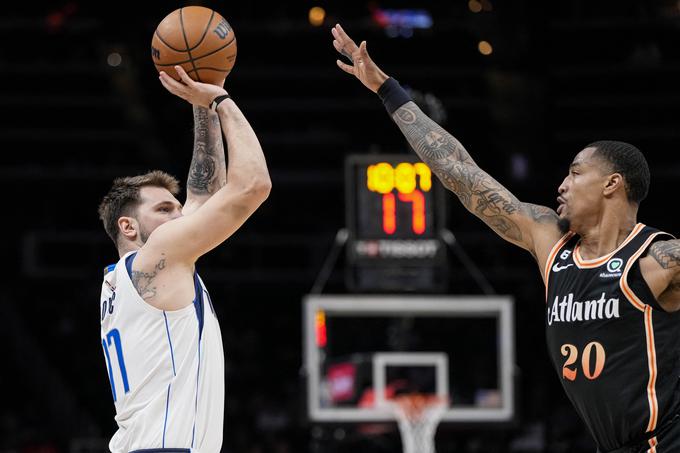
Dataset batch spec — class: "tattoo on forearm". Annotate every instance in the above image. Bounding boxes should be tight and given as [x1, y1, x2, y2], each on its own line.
[649, 240, 680, 270]
[394, 106, 472, 162]
[131, 256, 166, 300]
[393, 102, 525, 242]
[188, 107, 227, 195]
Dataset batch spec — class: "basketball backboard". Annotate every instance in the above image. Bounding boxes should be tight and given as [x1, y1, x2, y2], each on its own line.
[303, 295, 515, 423]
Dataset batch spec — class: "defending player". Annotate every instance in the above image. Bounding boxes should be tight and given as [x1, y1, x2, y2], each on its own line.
[332, 24, 680, 452]
[97, 66, 271, 453]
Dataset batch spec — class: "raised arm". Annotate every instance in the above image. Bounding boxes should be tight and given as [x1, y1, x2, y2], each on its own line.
[332, 24, 561, 262]
[390, 102, 558, 250]
[182, 106, 227, 216]
[148, 66, 271, 264]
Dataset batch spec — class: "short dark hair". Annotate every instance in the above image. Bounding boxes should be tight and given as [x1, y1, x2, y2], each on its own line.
[587, 140, 650, 204]
[98, 170, 180, 245]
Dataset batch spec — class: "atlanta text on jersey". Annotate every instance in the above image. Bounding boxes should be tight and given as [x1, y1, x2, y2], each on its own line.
[547, 292, 620, 326]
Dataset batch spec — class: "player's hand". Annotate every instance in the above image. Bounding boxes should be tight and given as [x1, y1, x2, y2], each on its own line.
[332, 23, 389, 93]
[159, 66, 227, 108]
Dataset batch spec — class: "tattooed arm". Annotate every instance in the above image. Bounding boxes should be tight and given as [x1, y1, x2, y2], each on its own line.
[130, 253, 166, 301]
[332, 24, 561, 260]
[391, 102, 559, 251]
[147, 66, 270, 264]
[644, 240, 680, 310]
[182, 106, 227, 216]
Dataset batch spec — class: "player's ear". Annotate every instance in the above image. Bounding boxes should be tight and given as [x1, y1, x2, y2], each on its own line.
[118, 216, 138, 241]
[603, 172, 624, 197]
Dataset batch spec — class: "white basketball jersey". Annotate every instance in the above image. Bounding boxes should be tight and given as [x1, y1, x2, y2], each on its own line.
[100, 251, 225, 453]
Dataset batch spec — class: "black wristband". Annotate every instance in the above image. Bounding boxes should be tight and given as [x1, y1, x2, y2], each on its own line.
[377, 78, 412, 115]
[210, 94, 231, 111]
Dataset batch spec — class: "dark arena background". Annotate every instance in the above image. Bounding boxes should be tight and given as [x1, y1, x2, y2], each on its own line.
[2, 1, 680, 452]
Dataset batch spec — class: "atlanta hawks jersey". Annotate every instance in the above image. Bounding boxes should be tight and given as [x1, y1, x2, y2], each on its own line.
[544, 224, 680, 452]
[100, 251, 225, 453]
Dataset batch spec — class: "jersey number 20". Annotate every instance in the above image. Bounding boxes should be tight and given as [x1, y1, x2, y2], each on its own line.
[102, 328, 130, 401]
[561, 341, 606, 381]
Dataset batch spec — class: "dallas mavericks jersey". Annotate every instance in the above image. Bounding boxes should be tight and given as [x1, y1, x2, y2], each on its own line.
[100, 251, 225, 453]
[544, 224, 680, 452]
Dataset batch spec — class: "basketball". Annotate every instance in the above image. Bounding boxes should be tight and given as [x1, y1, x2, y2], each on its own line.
[151, 6, 237, 85]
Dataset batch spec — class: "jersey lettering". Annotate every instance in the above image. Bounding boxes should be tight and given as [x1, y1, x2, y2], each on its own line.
[547, 292, 620, 325]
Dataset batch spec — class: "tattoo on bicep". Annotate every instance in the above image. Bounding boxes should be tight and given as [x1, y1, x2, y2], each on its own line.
[649, 241, 680, 270]
[131, 256, 166, 300]
[523, 203, 559, 224]
[188, 107, 226, 195]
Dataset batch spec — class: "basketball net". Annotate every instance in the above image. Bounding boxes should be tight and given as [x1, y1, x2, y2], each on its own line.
[389, 394, 447, 453]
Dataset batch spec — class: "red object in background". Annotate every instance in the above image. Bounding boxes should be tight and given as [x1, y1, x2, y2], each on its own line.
[327, 362, 357, 402]
[315, 311, 327, 348]
[382, 193, 397, 234]
[21, 444, 58, 453]
[46, 2, 78, 33]
[398, 189, 426, 235]
[383, 190, 426, 235]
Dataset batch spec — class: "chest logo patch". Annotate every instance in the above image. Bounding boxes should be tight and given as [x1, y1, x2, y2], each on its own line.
[599, 258, 624, 279]
[606, 258, 623, 273]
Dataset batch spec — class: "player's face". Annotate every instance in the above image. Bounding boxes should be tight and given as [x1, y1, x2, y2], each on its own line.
[557, 147, 610, 232]
[135, 186, 183, 243]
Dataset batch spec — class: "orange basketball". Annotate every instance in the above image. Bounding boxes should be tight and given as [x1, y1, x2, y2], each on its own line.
[151, 6, 237, 85]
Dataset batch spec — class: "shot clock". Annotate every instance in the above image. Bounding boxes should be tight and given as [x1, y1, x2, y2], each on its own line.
[345, 154, 447, 292]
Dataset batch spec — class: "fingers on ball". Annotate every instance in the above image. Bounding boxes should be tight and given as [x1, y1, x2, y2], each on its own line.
[174, 65, 194, 85]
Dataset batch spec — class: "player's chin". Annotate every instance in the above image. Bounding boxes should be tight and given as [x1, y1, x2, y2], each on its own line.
[557, 216, 571, 234]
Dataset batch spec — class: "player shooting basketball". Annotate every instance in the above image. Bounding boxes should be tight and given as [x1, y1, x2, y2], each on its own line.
[97, 64, 270, 452]
[332, 23, 680, 452]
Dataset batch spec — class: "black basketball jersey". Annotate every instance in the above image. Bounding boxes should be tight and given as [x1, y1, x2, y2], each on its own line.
[545, 223, 680, 452]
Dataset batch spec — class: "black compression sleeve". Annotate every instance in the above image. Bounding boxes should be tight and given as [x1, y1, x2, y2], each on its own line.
[377, 78, 412, 116]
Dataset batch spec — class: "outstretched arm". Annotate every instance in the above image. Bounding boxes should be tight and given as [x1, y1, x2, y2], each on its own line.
[332, 24, 561, 261]
[182, 106, 227, 216]
[390, 101, 558, 248]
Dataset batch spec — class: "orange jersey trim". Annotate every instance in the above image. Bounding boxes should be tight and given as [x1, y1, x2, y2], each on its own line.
[647, 435, 658, 453]
[618, 231, 666, 438]
[644, 306, 659, 433]
[573, 223, 645, 269]
[619, 232, 665, 312]
[543, 231, 575, 302]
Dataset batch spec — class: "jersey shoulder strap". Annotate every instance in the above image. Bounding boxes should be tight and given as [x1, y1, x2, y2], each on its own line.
[617, 225, 674, 260]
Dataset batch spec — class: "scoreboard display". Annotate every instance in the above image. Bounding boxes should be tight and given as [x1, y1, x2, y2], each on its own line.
[345, 154, 447, 291]
[359, 160, 434, 238]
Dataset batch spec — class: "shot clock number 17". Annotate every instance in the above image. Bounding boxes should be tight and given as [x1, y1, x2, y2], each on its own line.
[344, 154, 447, 291]
[366, 161, 432, 235]
[345, 154, 445, 242]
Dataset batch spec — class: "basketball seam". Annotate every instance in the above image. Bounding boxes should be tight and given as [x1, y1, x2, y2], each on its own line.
[188, 10, 215, 52]
[179, 7, 202, 82]
[153, 37, 236, 67]
[154, 30, 186, 53]
[187, 67, 232, 73]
